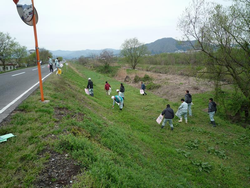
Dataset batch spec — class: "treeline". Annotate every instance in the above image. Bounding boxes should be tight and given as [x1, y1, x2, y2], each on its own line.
[0, 32, 63, 71]
[141, 51, 206, 66]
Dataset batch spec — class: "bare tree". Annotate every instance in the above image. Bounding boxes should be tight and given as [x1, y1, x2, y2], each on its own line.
[78, 56, 89, 65]
[178, 0, 250, 122]
[99, 50, 114, 67]
[120, 38, 149, 69]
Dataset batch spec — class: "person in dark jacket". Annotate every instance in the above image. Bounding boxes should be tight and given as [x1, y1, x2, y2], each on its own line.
[141, 82, 147, 95]
[161, 104, 175, 130]
[119, 83, 125, 99]
[87, 78, 94, 96]
[208, 98, 217, 127]
[184, 90, 192, 116]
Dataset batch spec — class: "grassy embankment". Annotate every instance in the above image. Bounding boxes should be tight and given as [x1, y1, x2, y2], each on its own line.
[0, 62, 249, 187]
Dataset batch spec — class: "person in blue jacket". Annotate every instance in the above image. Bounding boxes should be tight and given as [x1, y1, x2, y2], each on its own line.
[141, 82, 147, 95]
[111, 95, 123, 110]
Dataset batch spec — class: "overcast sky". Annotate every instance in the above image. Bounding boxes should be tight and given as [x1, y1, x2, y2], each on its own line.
[1, 0, 232, 51]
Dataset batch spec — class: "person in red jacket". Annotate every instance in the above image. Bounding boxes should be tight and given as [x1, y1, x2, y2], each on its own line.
[105, 81, 111, 95]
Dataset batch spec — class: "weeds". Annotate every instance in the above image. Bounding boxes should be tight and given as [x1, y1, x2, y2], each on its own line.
[176, 149, 191, 158]
[0, 63, 249, 187]
[191, 161, 212, 173]
[207, 147, 229, 159]
[186, 139, 200, 150]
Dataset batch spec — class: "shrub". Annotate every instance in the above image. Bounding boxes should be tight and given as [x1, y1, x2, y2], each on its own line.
[96, 65, 120, 77]
[133, 75, 141, 83]
[146, 82, 161, 90]
[142, 74, 152, 82]
[134, 74, 153, 83]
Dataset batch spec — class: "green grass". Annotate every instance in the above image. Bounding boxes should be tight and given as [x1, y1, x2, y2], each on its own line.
[0, 63, 249, 187]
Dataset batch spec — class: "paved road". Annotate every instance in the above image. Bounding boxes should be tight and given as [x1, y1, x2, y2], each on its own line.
[0, 65, 53, 123]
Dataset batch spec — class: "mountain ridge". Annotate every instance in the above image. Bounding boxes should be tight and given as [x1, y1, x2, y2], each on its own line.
[50, 38, 195, 59]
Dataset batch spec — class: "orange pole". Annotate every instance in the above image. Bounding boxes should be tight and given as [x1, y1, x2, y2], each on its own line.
[31, 0, 44, 101]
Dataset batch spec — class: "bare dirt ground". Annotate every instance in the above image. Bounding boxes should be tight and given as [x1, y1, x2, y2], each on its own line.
[35, 149, 81, 188]
[114, 67, 214, 102]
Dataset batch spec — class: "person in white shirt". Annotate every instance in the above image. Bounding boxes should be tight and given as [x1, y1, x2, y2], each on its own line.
[177, 98, 188, 123]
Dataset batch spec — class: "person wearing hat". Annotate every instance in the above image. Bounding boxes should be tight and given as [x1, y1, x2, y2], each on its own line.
[176, 98, 188, 123]
[161, 104, 175, 130]
[111, 95, 123, 110]
[208, 98, 217, 127]
[87, 78, 94, 96]
[105, 81, 111, 95]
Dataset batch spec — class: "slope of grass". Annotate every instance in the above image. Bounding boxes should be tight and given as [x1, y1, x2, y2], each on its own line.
[0, 62, 249, 187]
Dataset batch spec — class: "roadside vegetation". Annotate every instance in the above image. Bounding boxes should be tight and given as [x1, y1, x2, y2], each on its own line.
[1, 0, 249, 186]
[0, 62, 249, 187]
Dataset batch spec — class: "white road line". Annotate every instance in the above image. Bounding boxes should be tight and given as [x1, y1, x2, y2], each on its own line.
[12, 72, 25, 77]
[0, 72, 52, 114]
[33, 66, 45, 70]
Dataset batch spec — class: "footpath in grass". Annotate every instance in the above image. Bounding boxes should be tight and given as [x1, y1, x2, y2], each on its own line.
[0, 62, 249, 187]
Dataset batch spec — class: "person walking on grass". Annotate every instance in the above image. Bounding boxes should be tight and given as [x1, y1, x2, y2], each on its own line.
[141, 82, 147, 95]
[208, 98, 217, 127]
[184, 90, 192, 116]
[120, 83, 125, 100]
[48, 56, 53, 72]
[105, 81, 111, 95]
[116, 89, 125, 107]
[111, 95, 123, 110]
[177, 99, 188, 123]
[87, 78, 94, 96]
[161, 104, 175, 130]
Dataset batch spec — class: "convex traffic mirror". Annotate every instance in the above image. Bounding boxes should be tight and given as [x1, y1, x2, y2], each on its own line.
[14, 0, 38, 26]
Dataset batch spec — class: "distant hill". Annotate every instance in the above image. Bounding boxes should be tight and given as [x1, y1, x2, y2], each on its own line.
[50, 38, 195, 59]
[146, 38, 196, 54]
[50, 49, 121, 59]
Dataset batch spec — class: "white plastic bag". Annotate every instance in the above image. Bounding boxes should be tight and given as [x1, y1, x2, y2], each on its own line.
[108, 87, 111, 95]
[175, 110, 180, 117]
[85, 88, 89, 95]
[156, 114, 163, 124]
